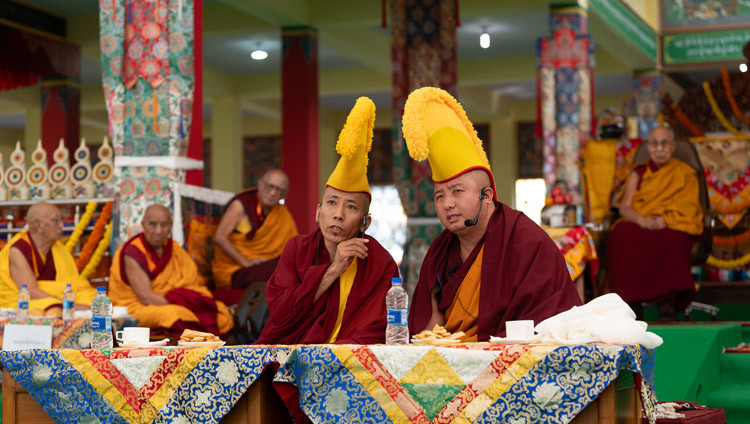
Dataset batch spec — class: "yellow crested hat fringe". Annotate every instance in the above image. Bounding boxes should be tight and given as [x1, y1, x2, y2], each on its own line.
[325, 96, 375, 199]
[402, 87, 496, 199]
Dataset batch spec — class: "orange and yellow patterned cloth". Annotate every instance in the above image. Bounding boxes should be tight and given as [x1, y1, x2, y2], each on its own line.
[542, 225, 599, 281]
[0, 343, 656, 424]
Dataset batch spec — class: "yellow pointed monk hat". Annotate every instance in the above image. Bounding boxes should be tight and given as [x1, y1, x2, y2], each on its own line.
[402, 87, 496, 199]
[325, 97, 376, 199]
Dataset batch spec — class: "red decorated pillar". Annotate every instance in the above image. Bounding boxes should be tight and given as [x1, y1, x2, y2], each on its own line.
[186, 0, 204, 186]
[281, 26, 319, 234]
[41, 77, 80, 165]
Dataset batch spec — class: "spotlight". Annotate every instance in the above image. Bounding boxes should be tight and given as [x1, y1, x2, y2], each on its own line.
[480, 27, 490, 49]
[251, 49, 268, 60]
[741, 63, 748, 73]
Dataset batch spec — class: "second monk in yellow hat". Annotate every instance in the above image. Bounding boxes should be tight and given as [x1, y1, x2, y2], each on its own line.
[402, 87, 581, 342]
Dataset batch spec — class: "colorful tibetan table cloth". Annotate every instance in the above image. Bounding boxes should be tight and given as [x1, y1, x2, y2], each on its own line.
[543, 226, 599, 281]
[0, 317, 138, 349]
[0, 345, 290, 423]
[276, 343, 657, 423]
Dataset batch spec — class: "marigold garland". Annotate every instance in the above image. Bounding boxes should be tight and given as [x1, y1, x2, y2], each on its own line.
[81, 223, 112, 280]
[702, 81, 743, 136]
[671, 105, 705, 137]
[706, 252, 750, 269]
[713, 228, 750, 246]
[76, 201, 113, 270]
[65, 202, 97, 253]
[721, 68, 750, 126]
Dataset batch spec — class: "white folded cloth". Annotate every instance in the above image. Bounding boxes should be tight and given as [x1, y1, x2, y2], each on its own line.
[534, 293, 663, 349]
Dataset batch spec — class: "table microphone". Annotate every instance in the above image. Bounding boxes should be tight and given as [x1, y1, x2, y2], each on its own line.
[464, 191, 485, 227]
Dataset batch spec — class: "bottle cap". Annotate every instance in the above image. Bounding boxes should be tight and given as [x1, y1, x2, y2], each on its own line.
[96, 286, 107, 292]
[65, 283, 72, 288]
[391, 277, 402, 284]
[21, 284, 27, 289]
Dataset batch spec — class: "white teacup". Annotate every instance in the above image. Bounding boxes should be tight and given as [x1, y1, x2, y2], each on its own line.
[505, 320, 535, 340]
[116, 327, 150, 345]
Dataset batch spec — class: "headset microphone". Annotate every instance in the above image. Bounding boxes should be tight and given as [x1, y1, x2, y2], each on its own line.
[464, 189, 486, 227]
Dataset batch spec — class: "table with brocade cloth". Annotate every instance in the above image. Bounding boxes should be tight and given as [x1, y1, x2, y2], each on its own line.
[0, 342, 657, 424]
[0, 317, 139, 350]
[543, 225, 599, 301]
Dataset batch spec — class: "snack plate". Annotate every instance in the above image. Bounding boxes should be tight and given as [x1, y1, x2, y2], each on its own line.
[411, 338, 462, 345]
[118, 339, 169, 349]
[177, 341, 226, 348]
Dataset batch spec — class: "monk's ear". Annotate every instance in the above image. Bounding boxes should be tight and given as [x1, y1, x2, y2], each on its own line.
[315, 203, 321, 225]
[363, 214, 371, 232]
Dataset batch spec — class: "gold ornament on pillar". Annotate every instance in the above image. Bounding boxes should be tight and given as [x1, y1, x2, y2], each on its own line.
[49, 138, 72, 199]
[6, 141, 29, 201]
[92, 136, 115, 197]
[0, 153, 6, 201]
[71, 138, 95, 198]
[27, 140, 50, 200]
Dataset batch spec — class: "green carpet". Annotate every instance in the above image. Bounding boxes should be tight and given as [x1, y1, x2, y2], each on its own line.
[707, 353, 750, 424]
[649, 324, 742, 405]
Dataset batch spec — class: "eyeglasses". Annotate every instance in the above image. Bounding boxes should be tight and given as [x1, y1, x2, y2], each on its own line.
[261, 180, 287, 196]
[646, 139, 673, 149]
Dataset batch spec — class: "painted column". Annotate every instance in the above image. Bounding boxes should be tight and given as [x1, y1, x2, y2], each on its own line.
[624, 70, 662, 140]
[281, 26, 319, 235]
[537, 4, 593, 199]
[390, 0, 457, 290]
[210, 96, 243, 192]
[41, 78, 80, 163]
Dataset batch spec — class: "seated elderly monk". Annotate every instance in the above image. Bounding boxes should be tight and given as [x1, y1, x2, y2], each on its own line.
[0, 203, 96, 315]
[255, 97, 399, 345]
[109, 204, 233, 337]
[608, 126, 703, 321]
[212, 169, 298, 290]
[402, 87, 582, 342]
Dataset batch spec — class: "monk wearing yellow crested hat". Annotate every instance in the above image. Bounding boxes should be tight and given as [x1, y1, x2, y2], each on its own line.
[403, 87, 581, 342]
[255, 97, 399, 346]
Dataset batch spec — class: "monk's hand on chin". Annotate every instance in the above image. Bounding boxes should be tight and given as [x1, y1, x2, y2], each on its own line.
[330, 238, 369, 274]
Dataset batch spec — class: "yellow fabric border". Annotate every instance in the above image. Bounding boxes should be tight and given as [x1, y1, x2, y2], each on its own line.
[707, 252, 750, 269]
[330, 346, 412, 424]
[453, 346, 555, 423]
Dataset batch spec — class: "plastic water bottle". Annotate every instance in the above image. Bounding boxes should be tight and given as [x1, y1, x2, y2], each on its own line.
[62, 283, 75, 321]
[385, 277, 409, 345]
[91, 286, 113, 349]
[17, 284, 30, 320]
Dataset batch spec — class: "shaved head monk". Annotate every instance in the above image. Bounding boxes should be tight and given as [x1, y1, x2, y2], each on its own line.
[608, 126, 703, 321]
[212, 168, 298, 291]
[0, 202, 97, 315]
[255, 97, 399, 345]
[109, 204, 233, 338]
[402, 87, 581, 342]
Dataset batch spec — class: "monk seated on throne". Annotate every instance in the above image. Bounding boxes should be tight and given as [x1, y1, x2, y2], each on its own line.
[608, 126, 703, 321]
[109, 204, 233, 339]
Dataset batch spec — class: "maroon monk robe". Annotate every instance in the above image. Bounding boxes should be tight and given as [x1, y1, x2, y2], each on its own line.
[231, 188, 265, 240]
[608, 221, 695, 310]
[254, 229, 399, 345]
[409, 202, 582, 341]
[12, 237, 56, 280]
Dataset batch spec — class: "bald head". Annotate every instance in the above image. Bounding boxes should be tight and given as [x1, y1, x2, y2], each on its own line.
[141, 204, 172, 249]
[258, 169, 289, 210]
[27, 202, 63, 245]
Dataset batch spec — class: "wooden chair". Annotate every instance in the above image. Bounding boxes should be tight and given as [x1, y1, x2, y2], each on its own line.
[233, 281, 267, 344]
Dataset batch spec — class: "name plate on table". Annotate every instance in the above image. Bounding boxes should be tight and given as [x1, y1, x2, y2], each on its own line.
[2, 324, 52, 351]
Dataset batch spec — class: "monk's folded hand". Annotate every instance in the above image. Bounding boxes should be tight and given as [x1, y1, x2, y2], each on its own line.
[248, 257, 269, 267]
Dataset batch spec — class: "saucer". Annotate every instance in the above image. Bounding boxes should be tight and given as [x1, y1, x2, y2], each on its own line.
[117, 339, 169, 349]
[489, 335, 541, 345]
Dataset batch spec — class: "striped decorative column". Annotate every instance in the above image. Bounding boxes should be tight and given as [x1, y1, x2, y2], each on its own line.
[100, 0, 199, 245]
[390, 0, 457, 291]
[537, 4, 594, 198]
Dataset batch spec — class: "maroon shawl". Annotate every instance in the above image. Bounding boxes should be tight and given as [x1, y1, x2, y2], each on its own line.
[255, 229, 398, 345]
[409, 202, 582, 341]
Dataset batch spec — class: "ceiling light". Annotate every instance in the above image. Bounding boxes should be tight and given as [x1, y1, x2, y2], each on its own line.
[251, 49, 268, 60]
[741, 63, 748, 73]
[479, 27, 490, 49]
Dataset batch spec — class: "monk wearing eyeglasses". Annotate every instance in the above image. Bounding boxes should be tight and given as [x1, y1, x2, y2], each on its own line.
[608, 126, 703, 321]
[212, 169, 298, 290]
[0, 202, 97, 316]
